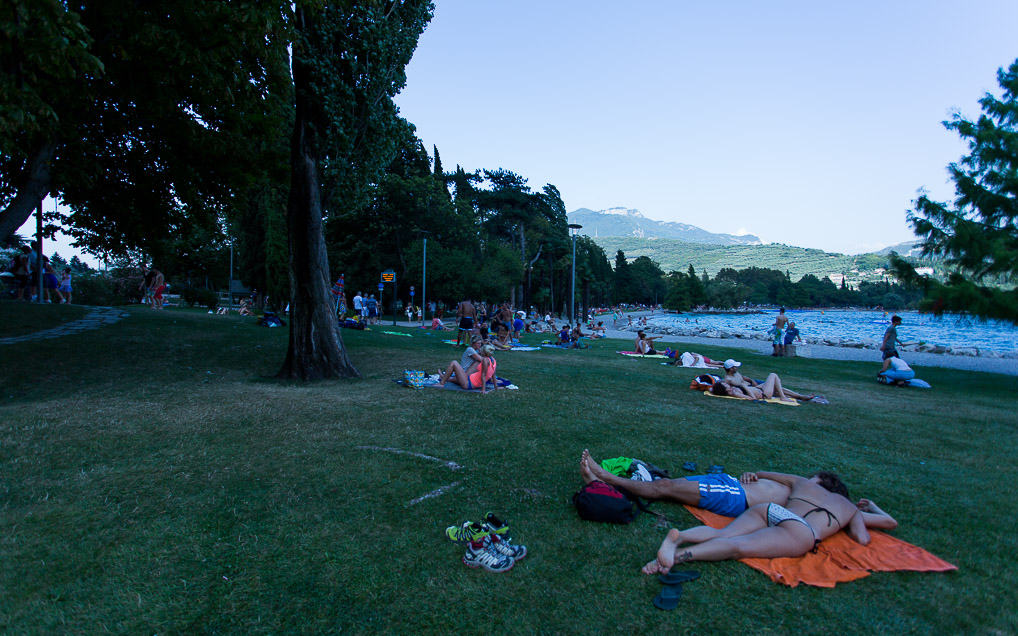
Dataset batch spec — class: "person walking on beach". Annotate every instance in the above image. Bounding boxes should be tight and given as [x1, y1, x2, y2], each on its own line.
[783, 321, 801, 357]
[880, 315, 909, 361]
[771, 308, 789, 356]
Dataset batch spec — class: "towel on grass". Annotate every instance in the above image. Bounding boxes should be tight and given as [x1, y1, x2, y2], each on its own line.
[617, 350, 669, 358]
[703, 390, 799, 406]
[382, 330, 413, 337]
[683, 506, 957, 588]
[394, 374, 517, 390]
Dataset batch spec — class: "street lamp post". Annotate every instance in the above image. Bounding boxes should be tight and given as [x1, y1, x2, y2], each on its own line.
[568, 223, 582, 324]
[421, 234, 427, 327]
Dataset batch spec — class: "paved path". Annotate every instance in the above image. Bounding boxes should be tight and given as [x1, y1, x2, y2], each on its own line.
[0, 306, 129, 345]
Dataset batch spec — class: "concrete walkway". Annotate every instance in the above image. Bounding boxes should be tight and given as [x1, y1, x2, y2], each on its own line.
[0, 306, 129, 345]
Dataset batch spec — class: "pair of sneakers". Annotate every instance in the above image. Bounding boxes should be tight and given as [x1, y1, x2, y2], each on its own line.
[446, 513, 527, 573]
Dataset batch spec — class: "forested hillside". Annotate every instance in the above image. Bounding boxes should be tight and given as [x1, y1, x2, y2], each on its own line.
[591, 236, 909, 285]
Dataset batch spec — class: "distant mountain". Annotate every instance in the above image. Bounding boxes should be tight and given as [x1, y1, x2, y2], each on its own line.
[871, 241, 923, 258]
[567, 207, 762, 246]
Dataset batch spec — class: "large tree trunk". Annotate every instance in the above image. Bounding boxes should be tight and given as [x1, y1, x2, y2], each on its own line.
[277, 8, 359, 380]
[0, 142, 56, 241]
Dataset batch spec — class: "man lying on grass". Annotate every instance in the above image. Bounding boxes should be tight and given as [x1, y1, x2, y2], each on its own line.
[580, 450, 790, 516]
[640, 471, 897, 574]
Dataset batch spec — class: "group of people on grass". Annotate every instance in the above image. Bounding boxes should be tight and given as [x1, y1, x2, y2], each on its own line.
[709, 358, 817, 402]
[438, 334, 499, 394]
[137, 265, 166, 309]
[578, 450, 898, 571]
[7, 244, 73, 303]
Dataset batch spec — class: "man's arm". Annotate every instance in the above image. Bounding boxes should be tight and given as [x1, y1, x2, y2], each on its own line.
[855, 499, 898, 529]
[741, 471, 803, 487]
[845, 510, 871, 545]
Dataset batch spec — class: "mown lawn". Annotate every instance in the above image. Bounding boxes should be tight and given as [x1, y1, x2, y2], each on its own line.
[1, 303, 1016, 633]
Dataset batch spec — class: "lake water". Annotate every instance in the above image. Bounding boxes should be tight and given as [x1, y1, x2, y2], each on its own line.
[646, 309, 1018, 354]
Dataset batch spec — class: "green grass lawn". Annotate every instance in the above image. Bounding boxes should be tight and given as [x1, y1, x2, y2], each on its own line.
[1, 304, 1016, 633]
[0, 300, 88, 337]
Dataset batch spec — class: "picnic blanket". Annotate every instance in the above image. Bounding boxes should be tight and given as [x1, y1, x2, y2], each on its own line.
[382, 330, 413, 337]
[395, 374, 516, 390]
[683, 506, 957, 588]
[617, 350, 669, 359]
[704, 390, 799, 406]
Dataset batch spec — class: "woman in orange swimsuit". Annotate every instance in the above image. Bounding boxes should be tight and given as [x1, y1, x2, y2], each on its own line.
[438, 344, 498, 394]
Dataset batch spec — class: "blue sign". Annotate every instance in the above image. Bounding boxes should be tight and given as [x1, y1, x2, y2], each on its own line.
[410, 290, 415, 297]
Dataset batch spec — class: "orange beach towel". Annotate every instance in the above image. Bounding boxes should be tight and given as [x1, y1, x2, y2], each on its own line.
[683, 506, 957, 588]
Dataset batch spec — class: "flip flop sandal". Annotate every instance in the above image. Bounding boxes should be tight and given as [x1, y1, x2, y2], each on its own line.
[653, 583, 683, 610]
[707, 465, 724, 474]
[659, 570, 700, 585]
[681, 461, 697, 472]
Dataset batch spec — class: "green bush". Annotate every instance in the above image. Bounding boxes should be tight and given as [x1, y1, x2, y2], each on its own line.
[72, 273, 117, 306]
[180, 287, 219, 310]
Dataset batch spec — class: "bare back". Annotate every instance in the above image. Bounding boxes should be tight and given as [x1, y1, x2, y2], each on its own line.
[775, 314, 789, 329]
[785, 479, 857, 541]
[743, 478, 791, 507]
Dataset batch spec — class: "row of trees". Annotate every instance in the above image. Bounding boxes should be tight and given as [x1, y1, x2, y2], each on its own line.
[663, 265, 922, 311]
[3, 1, 1014, 381]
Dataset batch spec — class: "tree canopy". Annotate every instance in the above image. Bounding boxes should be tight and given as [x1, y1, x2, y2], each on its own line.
[893, 58, 1018, 323]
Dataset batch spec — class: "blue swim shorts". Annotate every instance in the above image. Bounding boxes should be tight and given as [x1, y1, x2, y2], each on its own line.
[686, 473, 747, 517]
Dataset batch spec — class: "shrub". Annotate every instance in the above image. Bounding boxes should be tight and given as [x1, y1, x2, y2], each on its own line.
[73, 273, 117, 306]
[180, 287, 219, 310]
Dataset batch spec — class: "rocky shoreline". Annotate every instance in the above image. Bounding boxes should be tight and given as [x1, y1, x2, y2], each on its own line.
[615, 322, 1017, 360]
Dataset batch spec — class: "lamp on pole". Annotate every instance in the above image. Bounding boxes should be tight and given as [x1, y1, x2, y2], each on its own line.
[568, 223, 582, 324]
[419, 230, 430, 327]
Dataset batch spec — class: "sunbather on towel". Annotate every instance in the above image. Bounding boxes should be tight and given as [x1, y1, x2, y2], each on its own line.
[641, 471, 898, 574]
[721, 359, 814, 402]
[438, 343, 498, 394]
[580, 450, 791, 515]
[635, 331, 662, 355]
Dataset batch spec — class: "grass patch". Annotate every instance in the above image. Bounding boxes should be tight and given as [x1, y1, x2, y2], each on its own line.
[0, 300, 88, 337]
[1, 305, 1016, 632]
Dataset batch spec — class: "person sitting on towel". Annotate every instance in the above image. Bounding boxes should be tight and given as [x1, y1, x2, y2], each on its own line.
[558, 324, 572, 345]
[640, 470, 898, 574]
[438, 343, 498, 394]
[635, 330, 661, 355]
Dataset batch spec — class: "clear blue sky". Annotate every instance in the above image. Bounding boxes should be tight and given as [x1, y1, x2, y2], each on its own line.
[395, 0, 1018, 254]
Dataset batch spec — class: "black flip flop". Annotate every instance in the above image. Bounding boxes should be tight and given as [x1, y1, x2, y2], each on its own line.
[659, 570, 700, 585]
[653, 583, 682, 610]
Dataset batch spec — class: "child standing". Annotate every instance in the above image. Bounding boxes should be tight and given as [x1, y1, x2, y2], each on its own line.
[59, 267, 72, 303]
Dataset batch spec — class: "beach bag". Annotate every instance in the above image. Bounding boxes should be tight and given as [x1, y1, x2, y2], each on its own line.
[403, 369, 425, 389]
[572, 481, 636, 524]
[689, 373, 720, 391]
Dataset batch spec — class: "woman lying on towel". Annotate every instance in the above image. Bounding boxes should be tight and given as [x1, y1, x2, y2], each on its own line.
[642, 471, 898, 574]
[666, 350, 722, 368]
[437, 343, 498, 394]
[721, 360, 814, 401]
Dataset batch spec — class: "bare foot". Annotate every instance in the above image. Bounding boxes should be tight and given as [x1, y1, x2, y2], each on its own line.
[579, 452, 595, 484]
[580, 450, 613, 482]
[642, 528, 683, 575]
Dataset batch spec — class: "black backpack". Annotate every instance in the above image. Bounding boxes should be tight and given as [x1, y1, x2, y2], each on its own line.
[572, 480, 638, 524]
